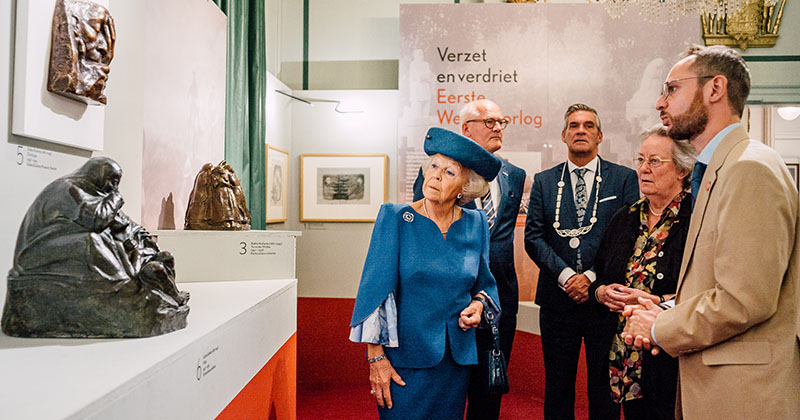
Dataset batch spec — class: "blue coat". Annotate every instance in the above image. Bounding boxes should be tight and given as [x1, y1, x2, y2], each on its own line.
[524, 157, 639, 312]
[413, 159, 526, 317]
[350, 203, 500, 368]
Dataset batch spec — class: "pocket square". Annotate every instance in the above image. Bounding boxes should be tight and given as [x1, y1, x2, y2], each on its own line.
[598, 195, 617, 203]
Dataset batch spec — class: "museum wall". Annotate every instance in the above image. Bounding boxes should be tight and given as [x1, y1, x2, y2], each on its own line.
[281, 2, 800, 303]
[0, 0, 147, 304]
[141, 0, 226, 231]
[265, 73, 294, 161]
[276, 0, 800, 95]
[287, 90, 399, 298]
[276, 0, 455, 90]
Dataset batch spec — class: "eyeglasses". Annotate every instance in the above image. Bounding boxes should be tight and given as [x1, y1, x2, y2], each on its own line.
[634, 156, 673, 169]
[466, 118, 509, 129]
[660, 76, 714, 100]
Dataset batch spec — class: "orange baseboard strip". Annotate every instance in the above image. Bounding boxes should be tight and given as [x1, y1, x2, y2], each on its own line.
[216, 333, 297, 420]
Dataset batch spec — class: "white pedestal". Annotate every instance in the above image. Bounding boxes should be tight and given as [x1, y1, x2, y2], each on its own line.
[517, 301, 541, 335]
[153, 230, 301, 283]
[0, 279, 297, 420]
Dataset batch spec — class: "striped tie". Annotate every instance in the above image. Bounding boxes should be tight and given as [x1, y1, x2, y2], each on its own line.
[482, 190, 496, 231]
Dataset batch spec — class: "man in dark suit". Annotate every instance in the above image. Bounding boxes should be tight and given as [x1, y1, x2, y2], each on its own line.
[524, 104, 639, 420]
[413, 99, 525, 420]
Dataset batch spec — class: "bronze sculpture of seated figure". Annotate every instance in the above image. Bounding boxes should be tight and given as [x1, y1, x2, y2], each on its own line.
[2, 157, 189, 338]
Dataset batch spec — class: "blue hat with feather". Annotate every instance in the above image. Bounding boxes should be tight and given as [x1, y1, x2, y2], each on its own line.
[423, 127, 502, 181]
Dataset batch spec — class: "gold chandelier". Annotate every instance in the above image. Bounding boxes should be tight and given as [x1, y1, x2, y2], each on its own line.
[595, 0, 781, 23]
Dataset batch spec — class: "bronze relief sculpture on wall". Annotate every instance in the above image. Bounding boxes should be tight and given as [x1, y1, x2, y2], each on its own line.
[185, 161, 252, 231]
[2, 158, 189, 338]
[48, 0, 116, 105]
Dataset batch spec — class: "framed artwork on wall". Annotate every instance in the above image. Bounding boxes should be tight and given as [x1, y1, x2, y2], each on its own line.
[786, 162, 799, 190]
[300, 154, 388, 222]
[266, 145, 290, 223]
[11, 0, 110, 151]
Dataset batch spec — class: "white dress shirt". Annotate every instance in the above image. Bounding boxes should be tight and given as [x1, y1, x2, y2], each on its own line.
[474, 178, 500, 215]
[557, 156, 599, 289]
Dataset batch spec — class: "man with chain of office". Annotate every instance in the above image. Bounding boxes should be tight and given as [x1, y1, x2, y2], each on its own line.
[524, 103, 639, 420]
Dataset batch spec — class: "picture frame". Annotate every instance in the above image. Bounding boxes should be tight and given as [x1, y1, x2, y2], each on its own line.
[266, 145, 290, 223]
[786, 162, 799, 190]
[300, 154, 388, 222]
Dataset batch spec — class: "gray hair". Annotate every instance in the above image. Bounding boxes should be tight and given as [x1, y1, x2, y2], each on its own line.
[683, 45, 751, 117]
[421, 157, 489, 205]
[639, 125, 697, 189]
[459, 99, 502, 124]
[563, 103, 602, 132]
[459, 101, 482, 123]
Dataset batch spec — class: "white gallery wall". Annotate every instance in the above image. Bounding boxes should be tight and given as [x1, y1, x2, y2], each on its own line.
[265, 73, 293, 166]
[288, 90, 398, 298]
[0, 0, 147, 304]
[141, 0, 226, 231]
[279, 1, 800, 303]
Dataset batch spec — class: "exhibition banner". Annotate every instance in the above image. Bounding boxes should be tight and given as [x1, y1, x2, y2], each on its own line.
[398, 3, 699, 205]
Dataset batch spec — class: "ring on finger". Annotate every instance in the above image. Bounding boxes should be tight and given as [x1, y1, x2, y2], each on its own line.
[370, 389, 377, 395]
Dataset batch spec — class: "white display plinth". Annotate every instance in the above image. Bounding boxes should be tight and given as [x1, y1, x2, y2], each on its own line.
[153, 230, 301, 283]
[0, 279, 297, 420]
[517, 301, 541, 335]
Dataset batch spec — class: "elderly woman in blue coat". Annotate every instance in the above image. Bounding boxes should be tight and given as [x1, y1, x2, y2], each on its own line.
[350, 127, 502, 420]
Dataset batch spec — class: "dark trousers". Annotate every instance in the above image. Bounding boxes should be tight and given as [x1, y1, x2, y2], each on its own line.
[465, 315, 516, 420]
[539, 307, 618, 420]
[619, 395, 675, 420]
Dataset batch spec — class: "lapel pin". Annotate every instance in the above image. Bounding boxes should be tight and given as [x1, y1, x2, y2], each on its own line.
[705, 181, 711, 191]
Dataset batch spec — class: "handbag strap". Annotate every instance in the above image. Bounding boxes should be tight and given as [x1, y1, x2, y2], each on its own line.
[484, 309, 502, 355]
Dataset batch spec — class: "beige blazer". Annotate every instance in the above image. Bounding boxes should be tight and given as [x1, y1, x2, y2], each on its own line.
[655, 125, 800, 419]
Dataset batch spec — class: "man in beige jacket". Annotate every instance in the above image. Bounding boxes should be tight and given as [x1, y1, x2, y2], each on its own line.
[622, 45, 800, 419]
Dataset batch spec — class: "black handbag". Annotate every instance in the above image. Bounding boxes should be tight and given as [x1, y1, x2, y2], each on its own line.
[476, 309, 510, 395]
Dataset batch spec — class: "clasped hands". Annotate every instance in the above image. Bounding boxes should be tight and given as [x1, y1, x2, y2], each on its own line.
[565, 273, 591, 303]
[595, 283, 660, 312]
[620, 296, 664, 356]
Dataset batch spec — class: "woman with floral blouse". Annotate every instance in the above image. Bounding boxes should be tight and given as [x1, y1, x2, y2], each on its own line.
[588, 125, 696, 420]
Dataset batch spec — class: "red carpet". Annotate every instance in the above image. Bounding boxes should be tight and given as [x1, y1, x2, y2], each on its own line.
[297, 383, 591, 419]
[298, 297, 591, 419]
[298, 383, 552, 420]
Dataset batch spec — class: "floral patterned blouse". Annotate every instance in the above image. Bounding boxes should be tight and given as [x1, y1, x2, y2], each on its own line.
[609, 192, 686, 403]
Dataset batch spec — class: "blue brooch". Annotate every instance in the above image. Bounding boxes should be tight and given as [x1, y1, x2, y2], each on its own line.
[402, 212, 414, 222]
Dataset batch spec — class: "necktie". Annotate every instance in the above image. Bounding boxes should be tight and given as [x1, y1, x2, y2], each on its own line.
[482, 189, 496, 231]
[691, 162, 707, 207]
[574, 168, 588, 225]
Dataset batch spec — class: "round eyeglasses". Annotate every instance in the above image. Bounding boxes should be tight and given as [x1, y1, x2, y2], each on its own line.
[634, 156, 673, 169]
[466, 118, 509, 130]
[660, 76, 713, 100]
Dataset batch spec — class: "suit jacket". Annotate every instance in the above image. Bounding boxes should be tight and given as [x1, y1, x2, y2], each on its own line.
[524, 157, 639, 314]
[350, 204, 500, 368]
[588, 195, 691, 401]
[413, 159, 526, 317]
[654, 126, 800, 419]
[589, 194, 692, 306]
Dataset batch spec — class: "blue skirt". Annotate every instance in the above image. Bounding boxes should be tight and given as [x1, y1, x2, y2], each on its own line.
[377, 343, 470, 420]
